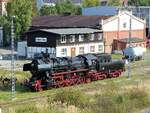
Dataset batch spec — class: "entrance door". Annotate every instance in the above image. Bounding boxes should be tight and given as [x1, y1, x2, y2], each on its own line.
[71, 47, 76, 57]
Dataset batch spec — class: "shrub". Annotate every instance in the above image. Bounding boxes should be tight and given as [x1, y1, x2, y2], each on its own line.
[53, 88, 89, 108]
[127, 88, 150, 108]
[15, 104, 38, 113]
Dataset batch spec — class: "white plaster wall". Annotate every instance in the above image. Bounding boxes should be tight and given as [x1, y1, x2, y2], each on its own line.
[119, 14, 145, 30]
[103, 18, 118, 31]
[103, 13, 145, 32]
[56, 42, 104, 57]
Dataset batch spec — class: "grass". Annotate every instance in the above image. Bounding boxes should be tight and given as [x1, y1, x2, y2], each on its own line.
[1, 81, 150, 113]
[111, 53, 123, 59]
[0, 54, 150, 113]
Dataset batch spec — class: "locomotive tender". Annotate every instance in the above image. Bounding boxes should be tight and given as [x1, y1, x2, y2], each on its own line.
[23, 53, 125, 91]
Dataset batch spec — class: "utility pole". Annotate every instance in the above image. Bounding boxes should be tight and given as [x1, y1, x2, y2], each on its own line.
[11, 16, 15, 100]
[128, 12, 132, 78]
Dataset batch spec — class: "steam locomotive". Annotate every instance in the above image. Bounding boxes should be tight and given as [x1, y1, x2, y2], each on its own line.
[23, 53, 125, 91]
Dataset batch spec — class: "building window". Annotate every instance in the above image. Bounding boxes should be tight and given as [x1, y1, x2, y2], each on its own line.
[90, 46, 95, 53]
[123, 22, 127, 28]
[89, 34, 94, 41]
[98, 33, 103, 40]
[70, 35, 75, 43]
[79, 47, 84, 54]
[61, 48, 67, 56]
[79, 35, 84, 42]
[61, 35, 66, 43]
[98, 45, 103, 52]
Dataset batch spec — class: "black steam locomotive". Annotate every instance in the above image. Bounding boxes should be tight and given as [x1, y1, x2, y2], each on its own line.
[23, 53, 125, 91]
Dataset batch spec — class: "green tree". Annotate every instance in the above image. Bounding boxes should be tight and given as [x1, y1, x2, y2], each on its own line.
[56, 0, 81, 15]
[108, 0, 122, 6]
[0, 16, 11, 46]
[82, 0, 100, 7]
[6, 0, 32, 39]
[31, 0, 39, 16]
[40, 5, 57, 16]
[128, 0, 150, 6]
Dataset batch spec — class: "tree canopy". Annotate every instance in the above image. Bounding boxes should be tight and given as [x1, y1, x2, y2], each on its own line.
[7, 0, 33, 39]
[31, 0, 39, 16]
[40, 0, 81, 16]
[40, 5, 57, 16]
[108, 0, 122, 6]
[128, 0, 150, 6]
[82, 0, 100, 7]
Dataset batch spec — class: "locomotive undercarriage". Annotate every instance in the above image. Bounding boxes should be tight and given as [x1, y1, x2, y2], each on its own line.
[25, 68, 124, 91]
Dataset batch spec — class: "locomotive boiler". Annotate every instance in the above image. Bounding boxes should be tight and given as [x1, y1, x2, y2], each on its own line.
[23, 53, 125, 91]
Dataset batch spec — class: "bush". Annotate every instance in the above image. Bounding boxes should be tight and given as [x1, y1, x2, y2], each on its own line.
[53, 88, 89, 108]
[127, 88, 150, 108]
[92, 87, 150, 113]
[15, 104, 38, 113]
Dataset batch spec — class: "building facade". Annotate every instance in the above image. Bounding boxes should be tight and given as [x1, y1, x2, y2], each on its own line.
[21, 11, 146, 58]
[82, 6, 150, 36]
[56, 30, 103, 57]
[22, 16, 105, 58]
[24, 28, 103, 58]
[102, 11, 146, 53]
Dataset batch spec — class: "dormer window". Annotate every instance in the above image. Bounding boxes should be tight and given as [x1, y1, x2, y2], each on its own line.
[79, 35, 84, 42]
[70, 35, 75, 43]
[61, 35, 66, 43]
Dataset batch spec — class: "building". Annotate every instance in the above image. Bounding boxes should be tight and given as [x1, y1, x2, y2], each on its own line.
[102, 11, 146, 53]
[37, 0, 82, 10]
[19, 10, 146, 58]
[82, 6, 118, 16]
[22, 16, 107, 58]
[127, 6, 150, 37]
[82, 6, 150, 36]
[100, 0, 127, 6]
[83, 9, 146, 53]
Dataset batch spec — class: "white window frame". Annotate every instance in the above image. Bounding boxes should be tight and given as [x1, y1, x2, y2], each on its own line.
[89, 34, 94, 41]
[61, 35, 66, 43]
[90, 46, 95, 53]
[98, 45, 103, 52]
[79, 47, 84, 54]
[61, 48, 67, 56]
[79, 35, 84, 42]
[98, 33, 103, 40]
[70, 35, 75, 43]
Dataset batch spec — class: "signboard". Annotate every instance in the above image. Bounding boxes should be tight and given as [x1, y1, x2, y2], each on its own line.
[35, 37, 47, 43]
